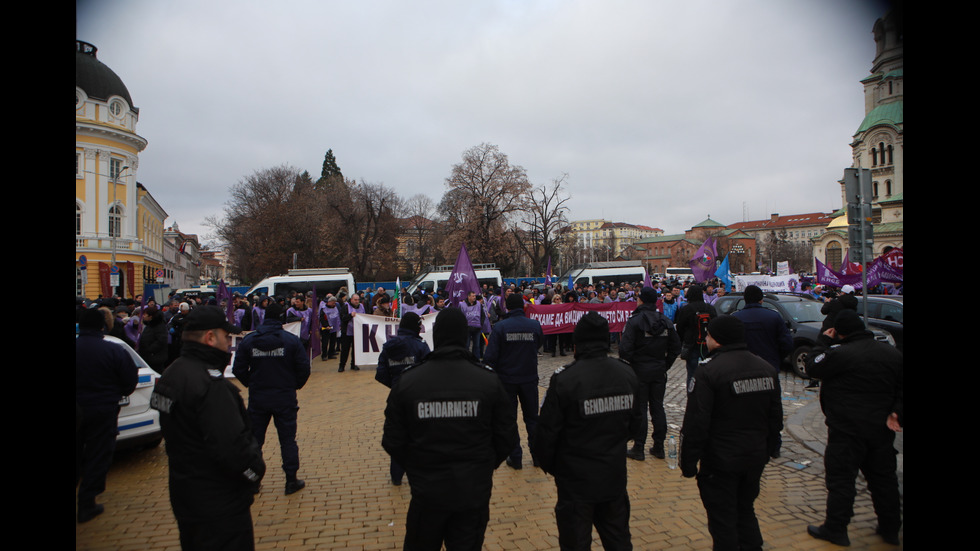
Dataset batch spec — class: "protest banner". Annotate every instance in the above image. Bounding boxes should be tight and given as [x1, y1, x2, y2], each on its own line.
[733, 274, 802, 293]
[525, 302, 636, 335]
[353, 312, 437, 366]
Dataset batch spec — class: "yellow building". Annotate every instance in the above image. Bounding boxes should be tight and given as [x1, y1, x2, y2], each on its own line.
[76, 40, 166, 299]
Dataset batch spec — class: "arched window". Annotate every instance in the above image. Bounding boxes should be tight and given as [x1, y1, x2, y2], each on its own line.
[873, 181, 879, 200]
[76, 202, 83, 235]
[885, 180, 892, 196]
[887, 145, 893, 165]
[871, 148, 878, 167]
[109, 204, 122, 238]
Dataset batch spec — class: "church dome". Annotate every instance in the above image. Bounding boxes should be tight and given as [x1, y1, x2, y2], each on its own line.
[75, 40, 136, 110]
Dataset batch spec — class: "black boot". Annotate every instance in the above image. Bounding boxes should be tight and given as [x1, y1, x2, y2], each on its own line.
[285, 476, 306, 495]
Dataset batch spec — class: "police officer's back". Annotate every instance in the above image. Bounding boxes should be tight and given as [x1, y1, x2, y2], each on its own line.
[382, 308, 518, 549]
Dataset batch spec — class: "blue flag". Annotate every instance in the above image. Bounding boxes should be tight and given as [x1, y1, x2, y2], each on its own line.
[715, 254, 731, 290]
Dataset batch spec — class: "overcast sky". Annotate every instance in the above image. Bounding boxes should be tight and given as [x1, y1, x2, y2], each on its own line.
[77, 0, 891, 244]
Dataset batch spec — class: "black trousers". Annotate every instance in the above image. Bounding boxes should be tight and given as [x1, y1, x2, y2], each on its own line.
[339, 334, 355, 368]
[76, 407, 119, 507]
[503, 381, 538, 463]
[823, 427, 901, 535]
[633, 375, 667, 448]
[177, 509, 254, 551]
[555, 493, 632, 551]
[696, 464, 766, 551]
[403, 499, 489, 551]
[249, 403, 300, 477]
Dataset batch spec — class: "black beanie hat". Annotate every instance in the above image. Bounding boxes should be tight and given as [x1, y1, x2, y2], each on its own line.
[506, 293, 525, 311]
[639, 286, 658, 304]
[833, 309, 865, 336]
[574, 311, 610, 346]
[79, 307, 106, 331]
[706, 314, 745, 346]
[399, 312, 422, 335]
[265, 302, 284, 320]
[744, 285, 764, 303]
[433, 308, 468, 349]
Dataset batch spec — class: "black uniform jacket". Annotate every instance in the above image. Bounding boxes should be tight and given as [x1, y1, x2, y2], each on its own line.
[680, 343, 783, 477]
[382, 345, 518, 509]
[619, 304, 681, 382]
[151, 341, 266, 521]
[806, 330, 903, 436]
[536, 349, 642, 502]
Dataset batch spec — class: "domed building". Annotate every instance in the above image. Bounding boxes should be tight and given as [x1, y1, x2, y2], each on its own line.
[76, 40, 167, 299]
[814, 7, 904, 269]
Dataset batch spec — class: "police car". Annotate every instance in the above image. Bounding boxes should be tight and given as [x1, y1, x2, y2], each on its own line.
[79, 334, 163, 450]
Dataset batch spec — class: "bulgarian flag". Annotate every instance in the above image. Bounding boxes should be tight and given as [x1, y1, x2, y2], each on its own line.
[393, 277, 401, 317]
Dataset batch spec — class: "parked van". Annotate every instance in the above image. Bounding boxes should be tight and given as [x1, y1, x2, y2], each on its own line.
[406, 263, 503, 296]
[245, 268, 355, 299]
[558, 261, 648, 287]
[174, 286, 217, 301]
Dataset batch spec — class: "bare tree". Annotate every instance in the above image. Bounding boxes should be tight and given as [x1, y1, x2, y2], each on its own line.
[439, 143, 531, 272]
[402, 193, 439, 275]
[513, 174, 571, 276]
[327, 179, 404, 281]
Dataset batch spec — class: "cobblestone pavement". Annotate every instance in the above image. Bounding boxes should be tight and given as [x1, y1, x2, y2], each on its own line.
[77, 346, 903, 550]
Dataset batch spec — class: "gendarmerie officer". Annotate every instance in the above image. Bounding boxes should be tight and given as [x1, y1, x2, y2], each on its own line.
[233, 301, 311, 495]
[382, 308, 518, 550]
[151, 306, 265, 551]
[805, 309, 903, 547]
[536, 312, 643, 550]
[681, 315, 783, 551]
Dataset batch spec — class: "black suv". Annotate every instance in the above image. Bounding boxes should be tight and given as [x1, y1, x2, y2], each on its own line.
[712, 292, 895, 378]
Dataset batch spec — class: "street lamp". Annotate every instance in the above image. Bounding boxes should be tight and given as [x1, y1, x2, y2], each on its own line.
[110, 165, 130, 293]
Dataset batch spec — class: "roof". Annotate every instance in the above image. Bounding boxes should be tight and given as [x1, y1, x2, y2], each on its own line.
[75, 41, 136, 110]
[727, 212, 834, 231]
[855, 100, 903, 135]
[692, 217, 725, 229]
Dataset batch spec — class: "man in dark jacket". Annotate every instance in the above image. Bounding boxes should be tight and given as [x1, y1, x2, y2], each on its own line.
[536, 312, 642, 550]
[376, 312, 432, 486]
[138, 305, 169, 374]
[805, 309, 903, 547]
[681, 315, 783, 551]
[674, 284, 717, 387]
[732, 285, 793, 372]
[233, 302, 311, 495]
[619, 286, 681, 461]
[382, 308, 518, 550]
[76, 308, 139, 523]
[483, 292, 544, 469]
[151, 306, 265, 550]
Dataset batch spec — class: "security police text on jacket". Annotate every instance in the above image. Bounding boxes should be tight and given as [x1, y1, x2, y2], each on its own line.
[232, 307, 311, 406]
[482, 300, 543, 385]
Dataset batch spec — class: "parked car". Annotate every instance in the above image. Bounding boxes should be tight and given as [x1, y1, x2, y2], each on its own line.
[77, 333, 163, 450]
[712, 293, 895, 378]
[855, 295, 903, 352]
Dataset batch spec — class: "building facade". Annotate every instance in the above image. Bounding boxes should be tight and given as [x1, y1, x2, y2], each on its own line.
[815, 7, 904, 268]
[76, 40, 167, 299]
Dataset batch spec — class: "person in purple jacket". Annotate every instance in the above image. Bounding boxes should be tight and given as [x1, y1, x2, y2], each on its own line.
[459, 291, 487, 360]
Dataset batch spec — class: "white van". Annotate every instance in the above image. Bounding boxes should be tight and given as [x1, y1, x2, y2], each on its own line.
[406, 263, 503, 296]
[245, 268, 355, 299]
[558, 261, 648, 288]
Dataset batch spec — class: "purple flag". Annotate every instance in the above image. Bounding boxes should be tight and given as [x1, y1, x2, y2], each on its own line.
[545, 256, 552, 286]
[689, 237, 718, 283]
[445, 243, 481, 305]
[310, 285, 321, 360]
[218, 280, 235, 323]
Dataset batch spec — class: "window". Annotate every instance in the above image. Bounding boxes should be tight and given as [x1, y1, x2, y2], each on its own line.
[76, 203, 82, 235]
[110, 158, 124, 180]
[109, 204, 122, 238]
